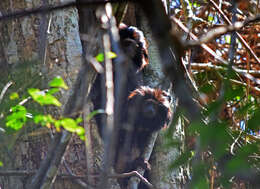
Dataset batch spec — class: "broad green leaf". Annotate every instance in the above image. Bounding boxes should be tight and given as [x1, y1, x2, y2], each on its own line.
[6, 105, 27, 130]
[0, 161, 3, 167]
[48, 76, 68, 90]
[10, 92, 19, 100]
[60, 118, 79, 132]
[28, 88, 61, 107]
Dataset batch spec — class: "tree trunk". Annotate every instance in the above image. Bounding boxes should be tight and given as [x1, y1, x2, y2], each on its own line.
[0, 0, 83, 188]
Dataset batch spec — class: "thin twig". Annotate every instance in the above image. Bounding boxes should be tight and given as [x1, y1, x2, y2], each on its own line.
[0, 81, 13, 104]
[209, 0, 260, 64]
[185, 15, 260, 47]
[171, 16, 260, 86]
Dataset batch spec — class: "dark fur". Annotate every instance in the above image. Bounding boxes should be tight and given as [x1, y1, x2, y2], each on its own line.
[90, 25, 172, 189]
[115, 86, 172, 188]
[90, 24, 148, 138]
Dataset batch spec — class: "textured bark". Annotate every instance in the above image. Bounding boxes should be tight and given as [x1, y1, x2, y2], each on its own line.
[0, 0, 83, 188]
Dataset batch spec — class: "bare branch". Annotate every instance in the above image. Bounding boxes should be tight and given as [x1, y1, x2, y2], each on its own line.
[172, 16, 260, 86]
[0, 0, 128, 22]
[184, 15, 260, 46]
[209, 0, 260, 64]
[0, 81, 13, 104]
[138, 0, 202, 121]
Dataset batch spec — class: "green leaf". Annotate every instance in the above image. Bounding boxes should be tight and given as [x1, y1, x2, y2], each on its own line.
[60, 118, 81, 132]
[248, 109, 260, 130]
[75, 126, 85, 136]
[6, 105, 27, 130]
[86, 109, 105, 121]
[96, 53, 104, 62]
[34, 114, 55, 126]
[106, 51, 117, 59]
[28, 88, 61, 107]
[199, 83, 214, 94]
[169, 151, 193, 169]
[9, 92, 19, 100]
[47, 88, 60, 95]
[224, 86, 244, 101]
[0, 161, 3, 167]
[79, 135, 85, 140]
[48, 76, 68, 90]
[95, 52, 117, 62]
[191, 163, 209, 189]
[58, 118, 85, 138]
[76, 117, 83, 124]
[208, 15, 214, 22]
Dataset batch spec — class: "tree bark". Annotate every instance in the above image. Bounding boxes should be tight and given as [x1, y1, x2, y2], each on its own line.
[0, 0, 83, 188]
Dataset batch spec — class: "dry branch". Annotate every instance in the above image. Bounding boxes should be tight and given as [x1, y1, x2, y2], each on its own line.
[209, 0, 260, 64]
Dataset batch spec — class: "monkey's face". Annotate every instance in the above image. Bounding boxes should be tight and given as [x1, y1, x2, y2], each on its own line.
[128, 86, 172, 132]
[139, 97, 169, 131]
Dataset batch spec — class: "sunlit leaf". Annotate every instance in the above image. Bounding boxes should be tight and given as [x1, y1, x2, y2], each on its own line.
[76, 117, 83, 124]
[95, 52, 117, 62]
[96, 53, 104, 62]
[6, 105, 27, 130]
[106, 51, 117, 59]
[0, 161, 3, 167]
[28, 88, 61, 107]
[34, 114, 55, 126]
[48, 76, 68, 90]
[9, 92, 19, 100]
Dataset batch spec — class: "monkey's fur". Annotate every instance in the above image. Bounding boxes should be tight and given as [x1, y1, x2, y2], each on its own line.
[115, 86, 172, 188]
[90, 24, 172, 189]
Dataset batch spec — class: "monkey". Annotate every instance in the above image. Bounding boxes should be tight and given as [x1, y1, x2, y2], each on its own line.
[90, 25, 172, 189]
[114, 86, 172, 188]
[90, 24, 149, 138]
[118, 23, 149, 71]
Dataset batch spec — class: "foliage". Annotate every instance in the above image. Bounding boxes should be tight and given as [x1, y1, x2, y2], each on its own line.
[167, 0, 260, 188]
[95, 51, 117, 62]
[1, 77, 85, 140]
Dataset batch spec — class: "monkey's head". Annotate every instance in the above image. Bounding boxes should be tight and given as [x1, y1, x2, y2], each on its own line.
[128, 86, 172, 132]
[119, 23, 149, 71]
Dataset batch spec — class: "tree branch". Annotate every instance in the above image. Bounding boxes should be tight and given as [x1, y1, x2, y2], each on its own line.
[208, 0, 260, 64]
[138, 0, 202, 122]
[0, 0, 129, 22]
